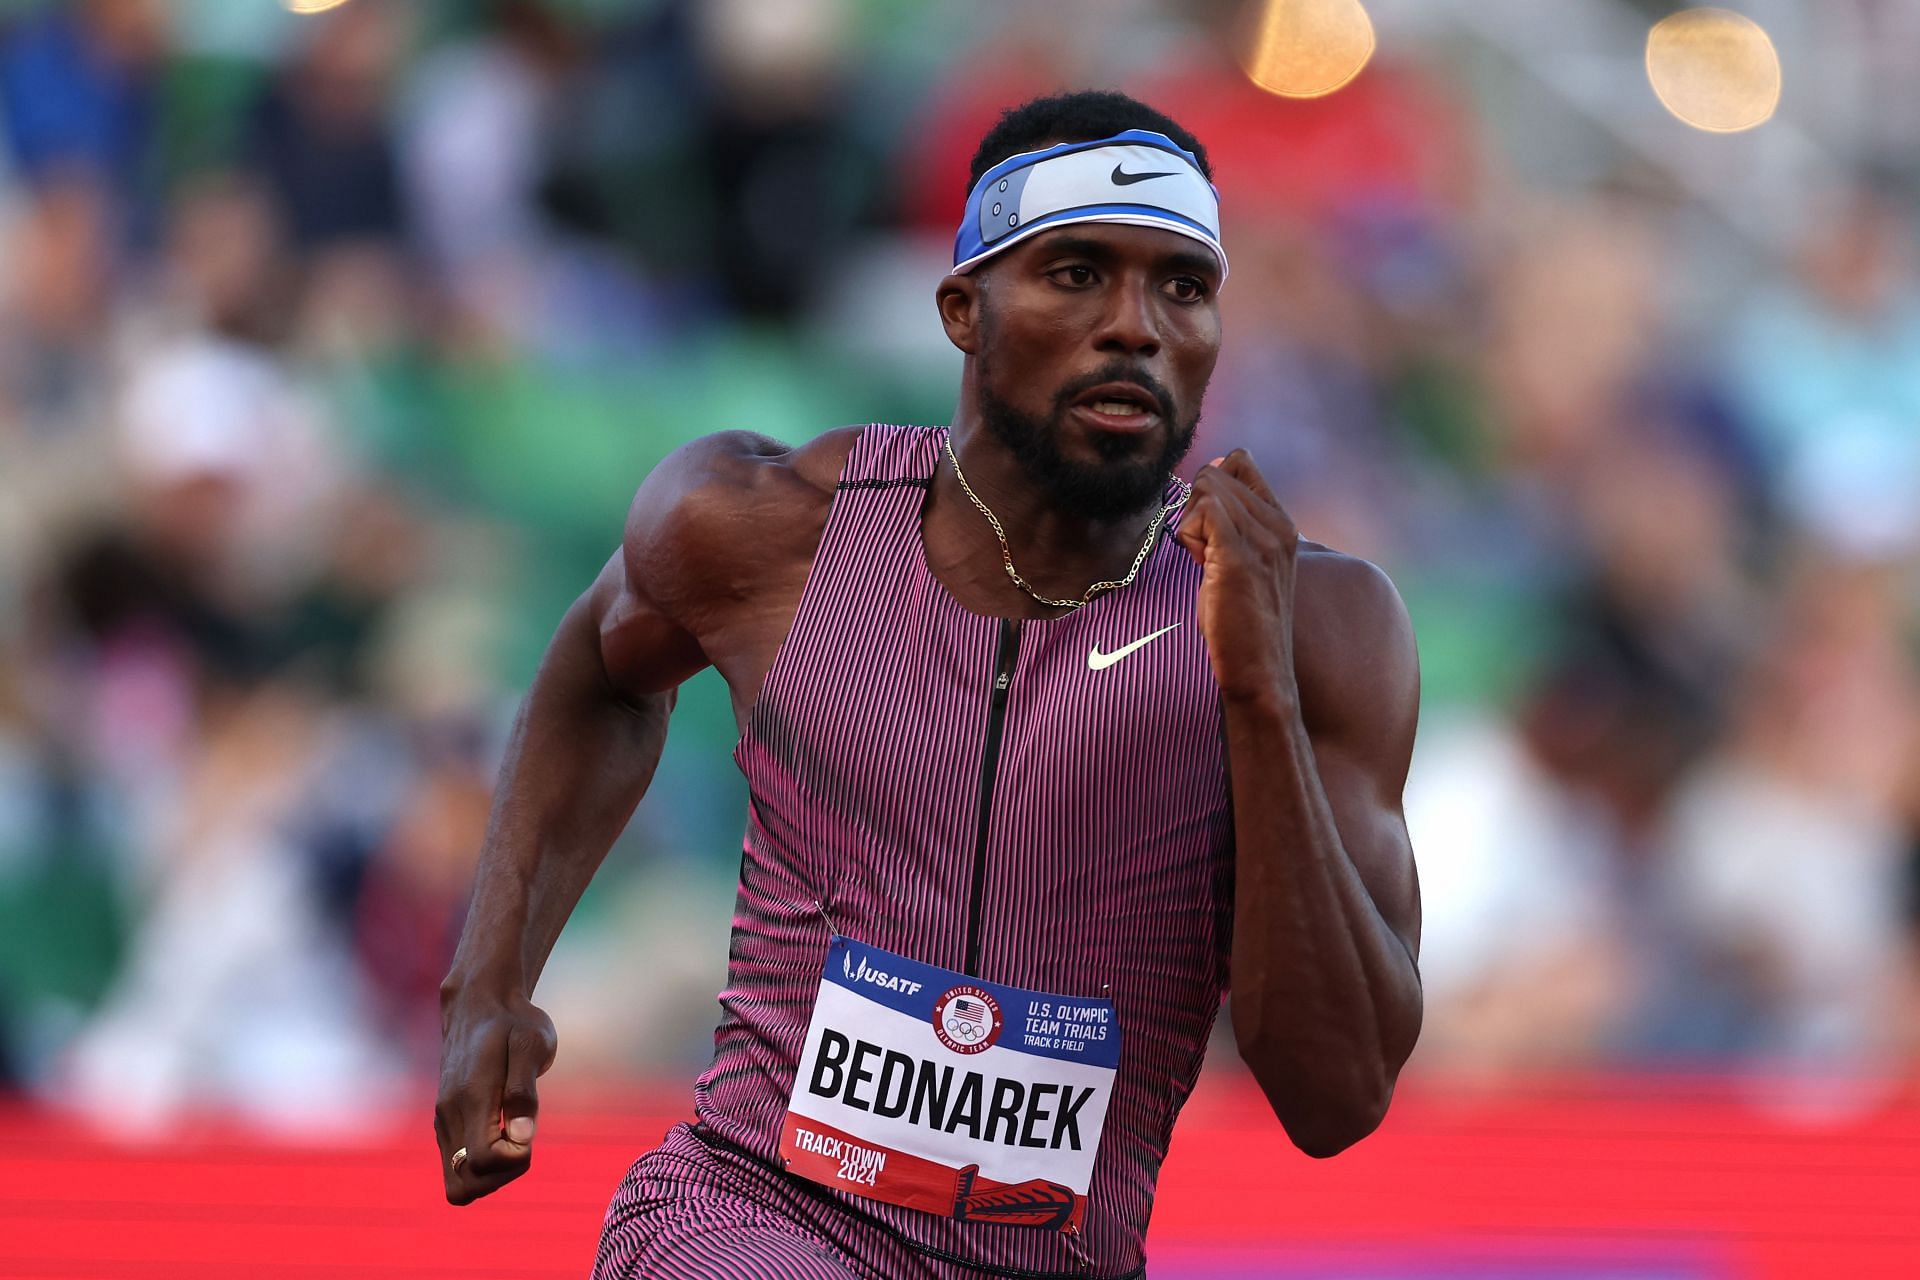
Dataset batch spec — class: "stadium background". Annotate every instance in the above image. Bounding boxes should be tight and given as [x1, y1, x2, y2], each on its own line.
[0, 0, 1916, 1275]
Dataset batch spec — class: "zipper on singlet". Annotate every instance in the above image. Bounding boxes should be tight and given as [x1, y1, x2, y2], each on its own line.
[964, 617, 1020, 977]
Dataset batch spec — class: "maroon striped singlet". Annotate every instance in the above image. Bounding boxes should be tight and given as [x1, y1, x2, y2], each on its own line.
[596, 424, 1235, 1280]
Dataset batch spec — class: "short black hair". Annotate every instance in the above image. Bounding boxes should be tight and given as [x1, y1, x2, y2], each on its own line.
[966, 90, 1213, 198]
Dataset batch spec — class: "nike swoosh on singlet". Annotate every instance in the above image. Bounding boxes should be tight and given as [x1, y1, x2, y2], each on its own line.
[1110, 164, 1179, 185]
[1087, 623, 1182, 671]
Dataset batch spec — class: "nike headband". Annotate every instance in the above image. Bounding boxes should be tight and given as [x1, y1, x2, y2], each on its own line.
[953, 128, 1227, 284]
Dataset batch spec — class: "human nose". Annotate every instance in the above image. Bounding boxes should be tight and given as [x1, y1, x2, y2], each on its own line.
[1091, 274, 1160, 358]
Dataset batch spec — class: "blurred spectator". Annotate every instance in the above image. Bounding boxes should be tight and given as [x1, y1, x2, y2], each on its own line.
[0, 172, 115, 425]
[1404, 701, 1635, 1079]
[150, 172, 296, 345]
[1663, 560, 1919, 1070]
[242, 1, 414, 358]
[61, 683, 404, 1133]
[1196, 211, 1405, 556]
[1724, 181, 1920, 559]
[348, 725, 494, 1069]
[398, 0, 575, 348]
[243, 1, 406, 252]
[0, 0, 165, 232]
[686, 0, 868, 318]
[0, 0, 1918, 1136]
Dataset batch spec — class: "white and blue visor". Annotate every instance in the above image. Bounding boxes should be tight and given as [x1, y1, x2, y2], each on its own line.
[953, 128, 1227, 284]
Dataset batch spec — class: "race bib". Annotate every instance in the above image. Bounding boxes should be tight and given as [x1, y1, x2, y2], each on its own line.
[779, 936, 1120, 1234]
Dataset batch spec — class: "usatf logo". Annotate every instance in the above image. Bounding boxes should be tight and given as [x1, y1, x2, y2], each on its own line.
[931, 985, 1003, 1055]
[842, 950, 925, 996]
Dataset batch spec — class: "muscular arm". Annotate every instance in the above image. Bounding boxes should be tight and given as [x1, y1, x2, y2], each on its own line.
[1225, 555, 1423, 1158]
[443, 566, 688, 1008]
[1175, 451, 1422, 1159]
[434, 434, 745, 1203]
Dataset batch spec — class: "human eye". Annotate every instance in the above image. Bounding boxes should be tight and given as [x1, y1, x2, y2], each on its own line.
[1166, 275, 1211, 303]
[1048, 263, 1098, 288]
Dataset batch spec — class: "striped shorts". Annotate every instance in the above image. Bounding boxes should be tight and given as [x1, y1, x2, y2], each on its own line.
[593, 1122, 922, 1280]
[592, 1123, 1144, 1280]
[591, 1120, 1144, 1280]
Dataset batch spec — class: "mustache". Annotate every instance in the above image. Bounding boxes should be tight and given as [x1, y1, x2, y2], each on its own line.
[1054, 363, 1177, 422]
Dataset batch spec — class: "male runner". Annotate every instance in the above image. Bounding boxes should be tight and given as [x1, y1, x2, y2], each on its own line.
[435, 91, 1422, 1279]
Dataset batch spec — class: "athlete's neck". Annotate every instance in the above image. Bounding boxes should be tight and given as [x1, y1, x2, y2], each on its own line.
[925, 402, 1172, 618]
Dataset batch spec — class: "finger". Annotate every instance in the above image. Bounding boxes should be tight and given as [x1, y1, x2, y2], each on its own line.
[1204, 456, 1296, 545]
[495, 1019, 554, 1155]
[1175, 493, 1254, 578]
[1173, 492, 1213, 567]
[436, 1057, 502, 1190]
[1219, 449, 1279, 507]
[434, 1107, 454, 1181]
[448, 1155, 523, 1205]
[438, 1093, 511, 1205]
[1196, 478, 1260, 546]
[437, 1115, 483, 1205]
[1178, 460, 1258, 544]
[1205, 449, 1286, 527]
[454, 1035, 525, 1183]
[1193, 478, 1289, 571]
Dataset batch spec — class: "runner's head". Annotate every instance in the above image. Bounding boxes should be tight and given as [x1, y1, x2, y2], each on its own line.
[937, 91, 1223, 521]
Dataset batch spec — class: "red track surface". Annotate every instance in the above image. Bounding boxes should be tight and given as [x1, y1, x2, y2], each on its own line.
[1, 1071, 1914, 1279]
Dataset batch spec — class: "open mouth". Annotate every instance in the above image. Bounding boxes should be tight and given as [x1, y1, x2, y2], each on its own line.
[1069, 382, 1164, 431]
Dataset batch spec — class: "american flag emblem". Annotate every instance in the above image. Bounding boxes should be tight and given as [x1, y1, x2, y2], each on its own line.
[933, 985, 1003, 1054]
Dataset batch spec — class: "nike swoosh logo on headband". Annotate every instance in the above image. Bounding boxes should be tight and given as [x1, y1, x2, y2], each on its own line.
[1111, 164, 1179, 185]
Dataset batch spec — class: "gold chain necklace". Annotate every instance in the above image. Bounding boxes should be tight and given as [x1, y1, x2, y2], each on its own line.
[942, 430, 1190, 613]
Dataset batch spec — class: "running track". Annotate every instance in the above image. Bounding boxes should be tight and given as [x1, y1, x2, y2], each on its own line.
[1, 1069, 1913, 1279]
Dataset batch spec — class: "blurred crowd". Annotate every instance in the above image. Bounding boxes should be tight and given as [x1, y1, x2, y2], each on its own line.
[1, 0, 1918, 1132]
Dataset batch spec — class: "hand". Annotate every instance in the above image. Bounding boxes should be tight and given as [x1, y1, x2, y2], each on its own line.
[1172, 450, 1300, 705]
[435, 986, 558, 1204]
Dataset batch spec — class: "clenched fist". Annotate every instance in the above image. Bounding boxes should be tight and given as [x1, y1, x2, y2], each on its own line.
[435, 986, 558, 1204]
[1173, 450, 1300, 705]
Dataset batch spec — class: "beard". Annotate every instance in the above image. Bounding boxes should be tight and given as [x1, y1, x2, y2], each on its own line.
[975, 360, 1200, 522]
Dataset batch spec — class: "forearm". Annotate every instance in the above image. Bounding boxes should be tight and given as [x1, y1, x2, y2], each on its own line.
[1225, 687, 1422, 1154]
[444, 594, 673, 999]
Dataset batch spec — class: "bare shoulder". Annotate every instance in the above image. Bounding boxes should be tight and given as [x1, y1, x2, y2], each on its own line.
[1292, 541, 1420, 759]
[622, 426, 863, 622]
[1294, 541, 1414, 646]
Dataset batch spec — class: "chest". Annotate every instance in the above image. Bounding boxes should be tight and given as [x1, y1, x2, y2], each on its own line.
[760, 586, 1219, 810]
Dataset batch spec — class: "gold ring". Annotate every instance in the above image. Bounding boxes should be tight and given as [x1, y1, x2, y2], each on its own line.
[450, 1146, 469, 1173]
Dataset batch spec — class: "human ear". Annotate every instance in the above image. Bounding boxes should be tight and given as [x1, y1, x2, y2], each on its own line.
[935, 273, 981, 354]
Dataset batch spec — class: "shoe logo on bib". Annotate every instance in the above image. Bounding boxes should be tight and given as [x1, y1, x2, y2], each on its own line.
[1087, 622, 1181, 671]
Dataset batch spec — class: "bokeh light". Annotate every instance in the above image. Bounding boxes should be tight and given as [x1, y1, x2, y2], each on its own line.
[1242, 0, 1376, 100]
[283, 0, 354, 15]
[1646, 7, 1782, 133]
